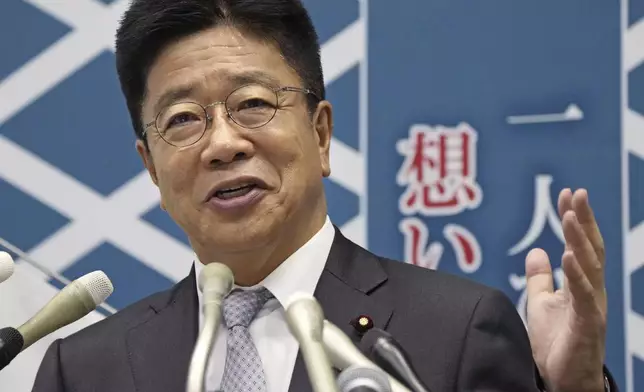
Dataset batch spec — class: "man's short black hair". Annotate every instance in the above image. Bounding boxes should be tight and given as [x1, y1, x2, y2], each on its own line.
[115, 0, 325, 141]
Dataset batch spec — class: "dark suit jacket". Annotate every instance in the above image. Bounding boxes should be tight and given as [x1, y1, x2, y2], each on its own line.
[32, 227, 541, 392]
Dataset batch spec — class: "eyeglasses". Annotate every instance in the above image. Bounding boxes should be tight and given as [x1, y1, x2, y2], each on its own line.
[142, 83, 318, 147]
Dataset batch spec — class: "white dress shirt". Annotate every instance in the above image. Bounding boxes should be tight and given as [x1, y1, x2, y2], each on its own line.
[193, 216, 335, 392]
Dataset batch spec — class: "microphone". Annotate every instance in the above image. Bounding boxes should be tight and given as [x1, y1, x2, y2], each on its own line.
[186, 262, 234, 392]
[337, 365, 392, 392]
[0, 327, 23, 371]
[360, 328, 432, 392]
[322, 320, 410, 392]
[285, 292, 339, 392]
[0, 235, 117, 315]
[0, 252, 14, 284]
[0, 270, 113, 370]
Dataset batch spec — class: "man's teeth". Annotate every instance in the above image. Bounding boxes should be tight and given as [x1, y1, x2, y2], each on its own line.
[222, 185, 249, 192]
[215, 184, 256, 199]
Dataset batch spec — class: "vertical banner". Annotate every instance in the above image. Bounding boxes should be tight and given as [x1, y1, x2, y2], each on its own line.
[366, 0, 626, 388]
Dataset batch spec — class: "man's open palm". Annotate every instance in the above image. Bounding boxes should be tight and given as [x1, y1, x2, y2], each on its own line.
[525, 189, 607, 392]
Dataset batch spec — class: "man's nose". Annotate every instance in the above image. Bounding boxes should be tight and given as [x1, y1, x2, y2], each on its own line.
[199, 106, 255, 168]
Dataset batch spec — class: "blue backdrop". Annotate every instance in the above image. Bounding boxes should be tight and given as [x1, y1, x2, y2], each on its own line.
[0, 0, 642, 391]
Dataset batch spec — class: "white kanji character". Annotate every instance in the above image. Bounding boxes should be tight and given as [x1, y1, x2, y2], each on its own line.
[396, 123, 483, 217]
[508, 174, 564, 256]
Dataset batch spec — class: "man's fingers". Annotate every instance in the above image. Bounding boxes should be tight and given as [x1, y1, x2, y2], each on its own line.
[561, 250, 596, 314]
[558, 188, 573, 219]
[526, 248, 554, 299]
[558, 189, 573, 251]
[562, 210, 603, 290]
[572, 189, 606, 266]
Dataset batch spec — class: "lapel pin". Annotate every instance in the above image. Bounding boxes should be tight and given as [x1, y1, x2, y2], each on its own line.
[350, 314, 374, 335]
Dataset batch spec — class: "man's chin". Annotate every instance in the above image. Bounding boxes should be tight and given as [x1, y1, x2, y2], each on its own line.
[202, 220, 279, 252]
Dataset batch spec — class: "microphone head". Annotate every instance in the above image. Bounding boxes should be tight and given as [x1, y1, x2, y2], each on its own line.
[198, 262, 234, 300]
[285, 292, 324, 342]
[0, 252, 15, 284]
[0, 327, 24, 370]
[360, 328, 393, 355]
[76, 270, 114, 307]
[337, 365, 392, 392]
[15, 271, 114, 352]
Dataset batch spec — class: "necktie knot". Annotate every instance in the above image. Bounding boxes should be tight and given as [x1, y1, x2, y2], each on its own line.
[223, 287, 273, 329]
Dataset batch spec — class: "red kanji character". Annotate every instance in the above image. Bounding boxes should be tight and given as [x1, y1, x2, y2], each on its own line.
[399, 218, 443, 270]
[443, 224, 482, 274]
[400, 219, 482, 274]
[396, 123, 483, 216]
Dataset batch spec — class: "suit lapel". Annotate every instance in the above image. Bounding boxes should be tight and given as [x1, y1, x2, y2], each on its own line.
[288, 227, 394, 392]
[122, 229, 393, 392]
[126, 265, 199, 392]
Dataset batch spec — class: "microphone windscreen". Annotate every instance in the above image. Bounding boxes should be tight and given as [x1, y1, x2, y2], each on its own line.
[0, 252, 15, 283]
[0, 327, 24, 369]
[359, 328, 393, 355]
[285, 292, 325, 341]
[197, 263, 234, 298]
[77, 271, 113, 306]
[337, 365, 392, 392]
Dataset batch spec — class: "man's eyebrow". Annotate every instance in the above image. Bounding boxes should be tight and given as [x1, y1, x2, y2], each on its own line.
[152, 84, 198, 115]
[151, 70, 285, 114]
[228, 70, 283, 89]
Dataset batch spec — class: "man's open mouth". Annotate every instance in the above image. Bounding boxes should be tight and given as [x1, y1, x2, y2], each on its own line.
[213, 184, 257, 200]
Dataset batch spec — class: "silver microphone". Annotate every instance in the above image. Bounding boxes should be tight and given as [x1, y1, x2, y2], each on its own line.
[18, 270, 113, 350]
[0, 252, 14, 284]
[322, 320, 410, 392]
[0, 270, 114, 370]
[337, 365, 393, 392]
[285, 292, 339, 392]
[0, 236, 117, 315]
[186, 262, 234, 392]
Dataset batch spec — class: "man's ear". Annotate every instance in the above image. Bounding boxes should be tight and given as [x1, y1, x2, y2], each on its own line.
[311, 100, 333, 177]
[136, 140, 165, 210]
[136, 140, 159, 185]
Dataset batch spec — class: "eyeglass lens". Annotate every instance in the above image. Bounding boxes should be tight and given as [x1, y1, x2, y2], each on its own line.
[155, 84, 279, 146]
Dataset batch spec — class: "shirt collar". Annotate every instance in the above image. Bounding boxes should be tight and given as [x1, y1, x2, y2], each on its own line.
[193, 215, 335, 309]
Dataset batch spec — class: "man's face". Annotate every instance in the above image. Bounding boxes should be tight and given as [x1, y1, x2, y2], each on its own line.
[137, 25, 332, 259]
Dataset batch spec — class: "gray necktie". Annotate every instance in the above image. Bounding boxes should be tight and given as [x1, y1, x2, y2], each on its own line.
[219, 287, 274, 392]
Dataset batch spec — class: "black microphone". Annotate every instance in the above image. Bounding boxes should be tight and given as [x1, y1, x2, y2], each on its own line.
[0, 327, 23, 370]
[360, 328, 432, 392]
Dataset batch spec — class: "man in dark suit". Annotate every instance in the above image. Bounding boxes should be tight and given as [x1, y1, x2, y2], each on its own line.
[32, 0, 613, 391]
